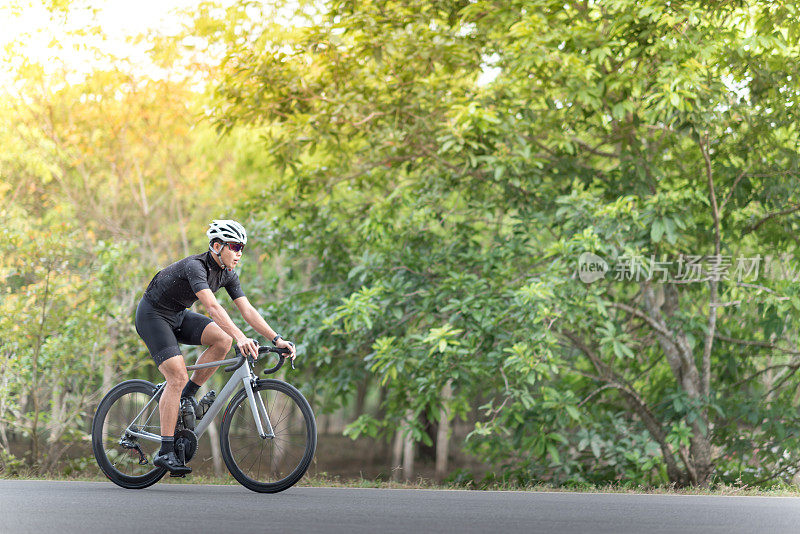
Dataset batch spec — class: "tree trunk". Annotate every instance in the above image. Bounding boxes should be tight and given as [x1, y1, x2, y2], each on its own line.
[0, 351, 10, 451]
[435, 380, 452, 482]
[317, 413, 328, 435]
[45, 379, 67, 463]
[354, 377, 369, 420]
[101, 328, 116, 447]
[642, 283, 714, 486]
[30, 264, 53, 468]
[332, 409, 347, 434]
[391, 427, 404, 482]
[402, 411, 415, 482]
[375, 386, 387, 421]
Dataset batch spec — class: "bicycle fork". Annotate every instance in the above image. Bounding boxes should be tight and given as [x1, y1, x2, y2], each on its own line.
[244, 377, 275, 439]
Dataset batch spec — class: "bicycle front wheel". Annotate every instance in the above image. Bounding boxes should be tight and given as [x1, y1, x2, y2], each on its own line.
[91, 379, 166, 489]
[220, 379, 317, 493]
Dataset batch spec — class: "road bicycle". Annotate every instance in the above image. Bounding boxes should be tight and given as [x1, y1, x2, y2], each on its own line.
[91, 343, 317, 493]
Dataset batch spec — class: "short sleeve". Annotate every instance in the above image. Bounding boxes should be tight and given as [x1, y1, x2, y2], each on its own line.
[185, 259, 210, 294]
[224, 271, 245, 301]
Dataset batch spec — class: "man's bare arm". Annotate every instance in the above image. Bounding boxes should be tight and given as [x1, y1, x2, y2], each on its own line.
[234, 296, 297, 360]
[233, 296, 278, 340]
[196, 289, 258, 358]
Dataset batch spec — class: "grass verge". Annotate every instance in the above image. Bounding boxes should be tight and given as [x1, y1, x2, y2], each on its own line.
[3, 469, 800, 496]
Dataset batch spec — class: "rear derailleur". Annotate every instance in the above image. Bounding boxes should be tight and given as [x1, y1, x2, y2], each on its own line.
[119, 429, 148, 465]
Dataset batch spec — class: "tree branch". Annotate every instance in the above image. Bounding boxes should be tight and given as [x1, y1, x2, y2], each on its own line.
[719, 168, 748, 212]
[744, 202, 800, 235]
[766, 363, 800, 397]
[570, 137, 620, 158]
[714, 333, 800, 356]
[560, 330, 687, 484]
[698, 132, 721, 400]
[732, 361, 800, 388]
[607, 301, 687, 358]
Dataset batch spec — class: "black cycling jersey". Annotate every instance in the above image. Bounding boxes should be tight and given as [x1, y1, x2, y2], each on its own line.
[143, 251, 245, 313]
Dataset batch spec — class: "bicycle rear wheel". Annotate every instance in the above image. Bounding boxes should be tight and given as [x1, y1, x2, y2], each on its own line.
[91, 379, 166, 489]
[220, 379, 316, 493]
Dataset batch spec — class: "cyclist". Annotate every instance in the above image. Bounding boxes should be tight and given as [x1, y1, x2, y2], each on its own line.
[134, 219, 296, 475]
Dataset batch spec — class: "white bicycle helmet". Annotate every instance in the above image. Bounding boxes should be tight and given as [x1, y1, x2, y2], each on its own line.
[207, 219, 247, 245]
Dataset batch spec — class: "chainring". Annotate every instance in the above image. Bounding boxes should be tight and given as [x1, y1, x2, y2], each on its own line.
[174, 429, 198, 463]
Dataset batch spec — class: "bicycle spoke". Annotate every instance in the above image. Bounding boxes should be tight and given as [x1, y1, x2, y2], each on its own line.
[92, 381, 167, 489]
[101, 389, 161, 478]
[224, 383, 312, 488]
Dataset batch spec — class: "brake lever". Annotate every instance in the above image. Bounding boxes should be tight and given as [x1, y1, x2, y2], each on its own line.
[247, 339, 260, 367]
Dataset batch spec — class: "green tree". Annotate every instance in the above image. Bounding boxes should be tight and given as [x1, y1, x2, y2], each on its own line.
[0, 5, 258, 471]
[203, 0, 800, 487]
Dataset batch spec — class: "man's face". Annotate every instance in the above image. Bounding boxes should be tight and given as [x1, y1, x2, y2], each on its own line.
[217, 242, 243, 268]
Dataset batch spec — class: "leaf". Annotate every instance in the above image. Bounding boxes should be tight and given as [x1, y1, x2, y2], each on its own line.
[651, 218, 665, 243]
[565, 405, 581, 421]
[590, 438, 602, 459]
[663, 216, 677, 244]
[547, 443, 561, 464]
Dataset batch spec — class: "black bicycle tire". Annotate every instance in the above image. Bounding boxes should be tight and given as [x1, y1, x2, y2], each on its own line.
[219, 379, 317, 493]
[91, 379, 167, 489]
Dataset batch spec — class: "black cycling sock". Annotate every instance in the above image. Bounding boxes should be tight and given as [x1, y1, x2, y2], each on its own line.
[160, 436, 175, 455]
[182, 379, 200, 399]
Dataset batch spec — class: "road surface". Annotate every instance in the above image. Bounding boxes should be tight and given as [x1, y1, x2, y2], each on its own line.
[2, 480, 800, 533]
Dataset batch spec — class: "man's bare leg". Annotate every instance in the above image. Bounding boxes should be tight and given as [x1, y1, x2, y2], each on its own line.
[190, 322, 233, 386]
[153, 355, 192, 474]
[158, 355, 188, 436]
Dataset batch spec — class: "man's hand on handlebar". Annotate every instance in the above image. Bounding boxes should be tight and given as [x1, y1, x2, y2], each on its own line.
[275, 338, 296, 361]
[236, 337, 260, 359]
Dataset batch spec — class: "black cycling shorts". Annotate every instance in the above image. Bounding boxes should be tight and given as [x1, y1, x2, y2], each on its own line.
[135, 297, 213, 367]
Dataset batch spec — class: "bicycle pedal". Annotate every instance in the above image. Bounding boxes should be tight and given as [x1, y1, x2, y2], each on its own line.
[169, 472, 187, 478]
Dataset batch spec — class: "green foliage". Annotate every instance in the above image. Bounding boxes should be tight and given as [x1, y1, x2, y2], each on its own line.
[202, 0, 800, 488]
[0, 4, 242, 469]
[0, 198, 146, 467]
[5, 0, 800, 487]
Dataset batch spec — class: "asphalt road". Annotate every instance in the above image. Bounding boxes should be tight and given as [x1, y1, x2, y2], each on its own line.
[2, 480, 800, 533]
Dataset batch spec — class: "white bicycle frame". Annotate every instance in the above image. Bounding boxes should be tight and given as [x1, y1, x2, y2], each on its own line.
[124, 355, 275, 445]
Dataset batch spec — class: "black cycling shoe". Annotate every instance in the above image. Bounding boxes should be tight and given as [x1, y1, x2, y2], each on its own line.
[153, 451, 192, 475]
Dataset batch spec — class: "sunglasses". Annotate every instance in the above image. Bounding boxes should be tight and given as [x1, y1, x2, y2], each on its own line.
[225, 242, 245, 253]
